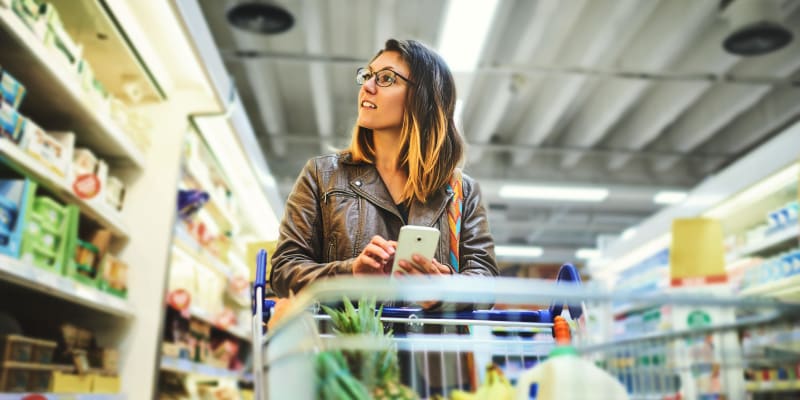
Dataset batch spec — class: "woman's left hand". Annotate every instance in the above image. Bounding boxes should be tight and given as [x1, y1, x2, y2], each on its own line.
[393, 254, 452, 276]
[394, 255, 452, 310]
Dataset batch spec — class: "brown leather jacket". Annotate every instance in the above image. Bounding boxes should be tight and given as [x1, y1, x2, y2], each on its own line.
[270, 152, 498, 297]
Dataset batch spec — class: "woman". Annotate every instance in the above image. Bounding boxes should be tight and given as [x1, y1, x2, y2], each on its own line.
[270, 38, 498, 299]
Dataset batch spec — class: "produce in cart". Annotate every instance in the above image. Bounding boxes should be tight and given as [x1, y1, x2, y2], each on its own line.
[319, 297, 419, 400]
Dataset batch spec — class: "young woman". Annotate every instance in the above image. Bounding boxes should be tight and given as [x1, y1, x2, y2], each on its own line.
[270, 38, 498, 299]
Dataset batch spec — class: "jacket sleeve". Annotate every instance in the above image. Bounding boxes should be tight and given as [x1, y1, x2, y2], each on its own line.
[269, 159, 354, 297]
[458, 175, 499, 277]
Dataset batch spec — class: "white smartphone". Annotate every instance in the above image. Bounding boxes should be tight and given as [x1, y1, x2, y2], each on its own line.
[391, 225, 441, 275]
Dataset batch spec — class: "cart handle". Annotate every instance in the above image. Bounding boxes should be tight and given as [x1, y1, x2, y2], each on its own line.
[548, 263, 582, 319]
[253, 249, 268, 315]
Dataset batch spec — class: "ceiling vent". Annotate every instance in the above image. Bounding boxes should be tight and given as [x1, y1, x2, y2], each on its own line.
[722, 0, 794, 56]
[227, 2, 294, 35]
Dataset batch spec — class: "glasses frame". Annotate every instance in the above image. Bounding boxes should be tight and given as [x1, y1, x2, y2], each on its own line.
[356, 67, 415, 87]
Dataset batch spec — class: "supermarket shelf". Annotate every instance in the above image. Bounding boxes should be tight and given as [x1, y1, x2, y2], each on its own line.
[172, 225, 231, 278]
[0, 395, 124, 400]
[0, 254, 133, 318]
[160, 356, 245, 381]
[188, 306, 251, 342]
[747, 379, 800, 392]
[729, 224, 799, 262]
[0, 6, 145, 168]
[0, 140, 129, 238]
[740, 274, 800, 301]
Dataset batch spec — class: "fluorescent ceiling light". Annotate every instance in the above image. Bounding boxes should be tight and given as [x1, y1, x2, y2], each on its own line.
[575, 248, 601, 260]
[499, 185, 609, 202]
[437, 0, 501, 72]
[653, 191, 688, 205]
[495, 245, 543, 259]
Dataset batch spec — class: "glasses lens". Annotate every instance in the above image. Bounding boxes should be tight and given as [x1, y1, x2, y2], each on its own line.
[375, 71, 396, 87]
[356, 68, 371, 85]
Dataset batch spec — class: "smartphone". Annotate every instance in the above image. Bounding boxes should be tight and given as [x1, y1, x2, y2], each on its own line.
[391, 225, 441, 275]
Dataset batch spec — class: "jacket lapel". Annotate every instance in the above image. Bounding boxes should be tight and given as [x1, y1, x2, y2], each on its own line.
[349, 165, 402, 220]
[410, 186, 453, 227]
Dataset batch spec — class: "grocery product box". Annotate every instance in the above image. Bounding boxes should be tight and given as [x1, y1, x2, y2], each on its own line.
[0, 334, 56, 363]
[0, 68, 26, 108]
[0, 101, 24, 142]
[19, 126, 74, 177]
[51, 371, 92, 393]
[90, 373, 119, 393]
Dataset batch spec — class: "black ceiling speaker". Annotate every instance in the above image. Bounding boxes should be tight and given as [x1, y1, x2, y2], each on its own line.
[227, 2, 294, 35]
[721, 0, 794, 56]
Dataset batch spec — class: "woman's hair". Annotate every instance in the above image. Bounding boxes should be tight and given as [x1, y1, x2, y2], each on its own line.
[348, 38, 465, 204]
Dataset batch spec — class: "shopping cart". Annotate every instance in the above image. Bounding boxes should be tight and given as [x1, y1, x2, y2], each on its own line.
[252, 249, 800, 399]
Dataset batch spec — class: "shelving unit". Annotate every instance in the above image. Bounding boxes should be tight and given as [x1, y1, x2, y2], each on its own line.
[728, 223, 799, 262]
[0, 6, 144, 168]
[0, 140, 129, 238]
[740, 274, 800, 300]
[160, 356, 245, 381]
[0, 253, 132, 318]
[187, 306, 250, 342]
[0, 395, 126, 400]
[172, 225, 231, 279]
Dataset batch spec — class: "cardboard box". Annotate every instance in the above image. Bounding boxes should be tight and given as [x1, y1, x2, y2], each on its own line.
[51, 371, 92, 393]
[90, 373, 120, 393]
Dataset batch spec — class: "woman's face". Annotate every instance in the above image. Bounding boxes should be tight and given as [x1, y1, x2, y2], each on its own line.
[357, 51, 410, 133]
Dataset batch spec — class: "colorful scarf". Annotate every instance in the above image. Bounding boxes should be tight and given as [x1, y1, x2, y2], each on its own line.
[446, 170, 463, 272]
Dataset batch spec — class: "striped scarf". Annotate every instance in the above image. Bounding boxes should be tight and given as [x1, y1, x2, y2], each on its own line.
[446, 170, 463, 272]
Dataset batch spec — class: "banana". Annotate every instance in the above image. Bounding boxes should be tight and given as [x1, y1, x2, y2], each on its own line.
[449, 389, 476, 400]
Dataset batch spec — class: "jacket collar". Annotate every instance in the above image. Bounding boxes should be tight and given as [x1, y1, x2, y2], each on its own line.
[347, 158, 453, 227]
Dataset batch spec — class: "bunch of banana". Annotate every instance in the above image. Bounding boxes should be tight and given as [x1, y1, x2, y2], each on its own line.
[449, 363, 514, 400]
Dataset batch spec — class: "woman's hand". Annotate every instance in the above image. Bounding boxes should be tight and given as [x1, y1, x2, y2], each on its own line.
[394, 255, 452, 310]
[393, 254, 452, 276]
[353, 235, 397, 275]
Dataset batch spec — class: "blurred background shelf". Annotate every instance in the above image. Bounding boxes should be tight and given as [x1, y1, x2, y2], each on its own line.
[159, 356, 244, 381]
[740, 274, 800, 301]
[0, 140, 129, 238]
[0, 5, 145, 168]
[0, 254, 133, 318]
[187, 305, 250, 342]
[0, 395, 125, 400]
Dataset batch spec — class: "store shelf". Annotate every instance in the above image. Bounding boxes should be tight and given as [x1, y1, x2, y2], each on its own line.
[172, 225, 231, 279]
[160, 356, 245, 381]
[729, 224, 799, 262]
[0, 254, 133, 318]
[740, 274, 800, 301]
[747, 379, 800, 392]
[0, 140, 129, 238]
[188, 306, 250, 342]
[0, 395, 125, 400]
[0, 6, 144, 168]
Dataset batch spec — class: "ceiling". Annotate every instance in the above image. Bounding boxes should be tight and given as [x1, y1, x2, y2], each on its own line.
[194, 0, 800, 269]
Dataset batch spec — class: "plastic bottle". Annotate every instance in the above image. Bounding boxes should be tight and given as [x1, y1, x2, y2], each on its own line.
[514, 316, 629, 400]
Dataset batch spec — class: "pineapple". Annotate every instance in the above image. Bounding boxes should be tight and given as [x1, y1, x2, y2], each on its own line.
[320, 297, 419, 400]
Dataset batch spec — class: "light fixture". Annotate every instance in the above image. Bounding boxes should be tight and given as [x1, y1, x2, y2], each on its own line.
[722, 0, 793, 56]
[495, 245, 543, 259]
[499, 185, 609, 202]
[705, 163, 799, 219]
[653, 191, 688, 205]
[575, 248, 601, 260]
[227, 2, 294, 35]
[437, 0, 501, 72]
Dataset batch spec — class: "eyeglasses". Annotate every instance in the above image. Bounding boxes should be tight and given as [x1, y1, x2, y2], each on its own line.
[356, 67, 414, 87]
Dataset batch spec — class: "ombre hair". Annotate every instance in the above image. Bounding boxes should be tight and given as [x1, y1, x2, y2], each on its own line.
[348, 39, 465, 204]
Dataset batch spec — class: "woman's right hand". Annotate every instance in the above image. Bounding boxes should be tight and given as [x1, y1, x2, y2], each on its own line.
[353, 235, 397, 275]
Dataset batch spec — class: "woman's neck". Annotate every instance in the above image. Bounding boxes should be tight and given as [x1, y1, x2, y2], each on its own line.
[372, 129, 403, 172]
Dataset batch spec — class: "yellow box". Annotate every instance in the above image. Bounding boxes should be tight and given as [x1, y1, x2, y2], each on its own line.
[241, 389, 254, 400]
[51, 371, 92, 393]
[90, 374, 120, 393]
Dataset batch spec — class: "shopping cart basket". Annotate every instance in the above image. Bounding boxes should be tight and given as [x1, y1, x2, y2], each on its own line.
[252, 250, 800, 399]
